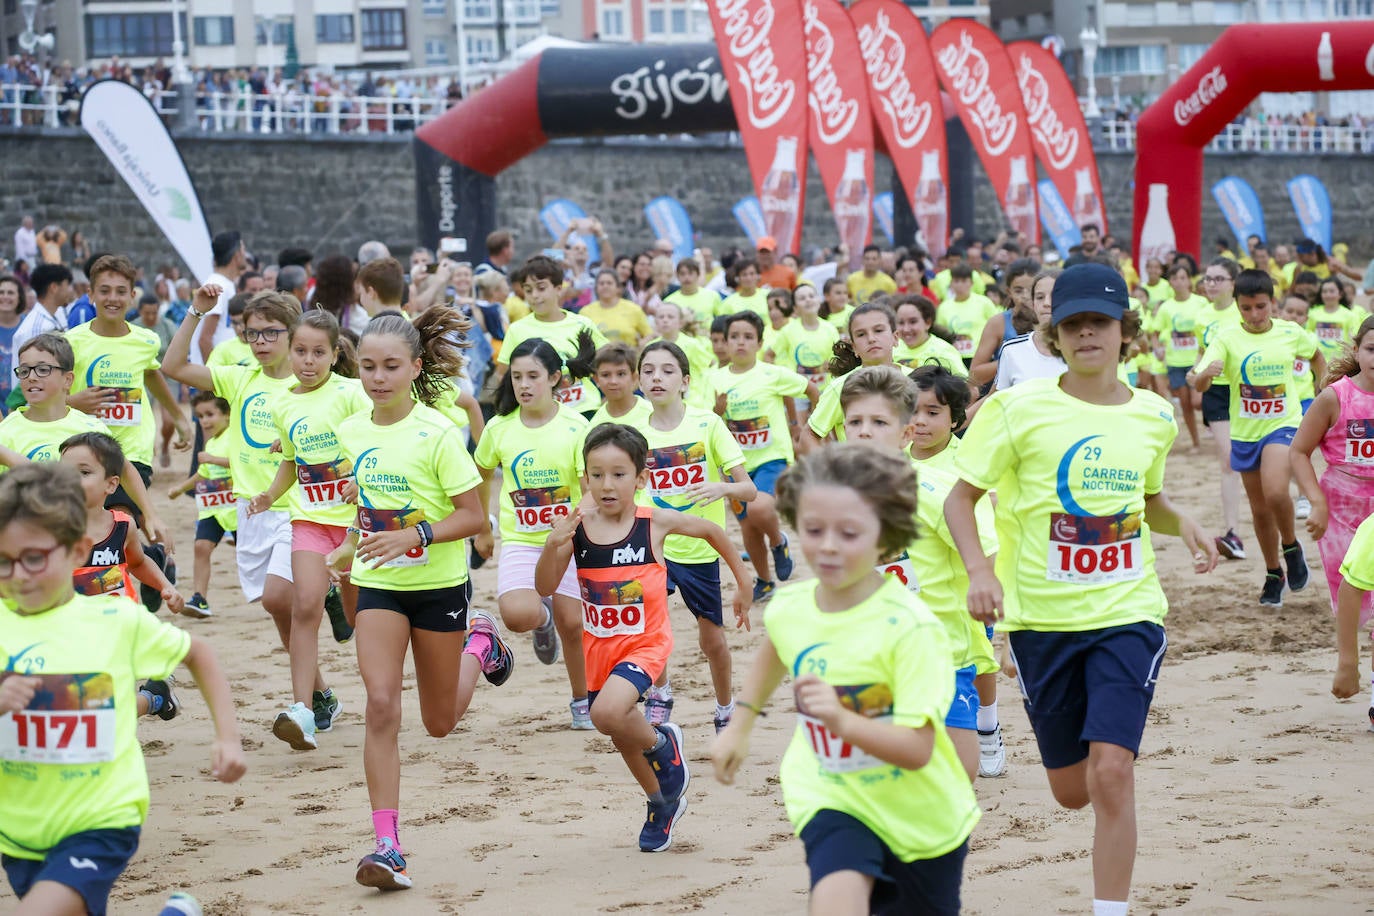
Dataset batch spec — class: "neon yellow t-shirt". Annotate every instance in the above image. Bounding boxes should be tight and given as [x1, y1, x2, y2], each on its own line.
[500, 311, 609, 414]
[1339, 513, 1374, 591]
[826, 304, 856, 334]
[1142, 279, 1171, 304]
[1283, 261, 1331, 286]
[473, 405, 589, 548]
[0, 592, 190, 859]
[589, 396, 653, 428]
[273, 375, 371, 526]
[209, 364, 297, 507]
[846, 270, 897, 304]
[936, 295, 997, 360]
[578, 299, 650, 346]
[642, 406, 746, 564]
[1307, 305, 1365, 363]
[206, 336, 253, 368]
[0, 407, 110, 463]
[769, 319, 840, 389]
[895, 336, 969, 376]
[717, 288, 770, 322]
[1152, 295, 1207, 367]
[712, 362, 808, 470]
[806, 371, 855, 442]
[765, 577, 980, 861]
[664, 288, 721, 329]
[195, 431, 238, 530]
[955, 378, 1177, 632]
[928, 268, 988, 302]
[431, 382, 472, 431]
[1198, 321, 1317, 443]
[66, 323, 162, 468]
[338, 401, 483, 590]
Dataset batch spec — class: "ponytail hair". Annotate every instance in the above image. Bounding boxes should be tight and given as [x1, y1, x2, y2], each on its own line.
[827, 300, 897, 378]
[360, 309, 469, 407]
[1324, 314, 1374, 385]
[293, 309, 358, 379]
[494, 330, 597, 416]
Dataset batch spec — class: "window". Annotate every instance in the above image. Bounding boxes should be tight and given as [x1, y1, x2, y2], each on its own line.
[1177, 42, 1209, 69]
[1096, 44, 1167, 76]
[541, 0, 561, 15]
[600, 8, 624, 35]
[647, 8, 665, 33]
[255, 17, 293, 45]
[1125, 3, 1156, 25]
[425, 37, 448, 63]
[360, 9, 406, 50]
[423, 0, 447, 14]
[464, 0, 495, 22]
[512, 0, 540, 21]
[315, 14, 355, 43]
[670, 8, 687, 32]
[1212, 1, 1246, 21]
[193, 15, 233, 46]
[86, 13, 185, 57]
[465, 34, 496, 61]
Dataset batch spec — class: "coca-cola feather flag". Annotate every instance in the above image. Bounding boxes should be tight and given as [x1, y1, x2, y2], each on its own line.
[707, 0, 810, 254]
[849, 0, 948, 256]
[802, 0, 875, 269]
[930, 20, 1040, 245]
[1008, 41, 1107, 237]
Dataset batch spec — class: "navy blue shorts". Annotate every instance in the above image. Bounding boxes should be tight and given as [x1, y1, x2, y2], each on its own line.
[1201, 384, 1229, 426]
[587, 660, 655, 708]
[1166, 365, 1190, 390]
[1008, 621, 1167, 769]
[944, 664, 978, 730]
[736, 458, 788, 519]
[800, 809, 966, 916]
[357, 582, 470, 633]
[3, 826, 140, 916]
[195, 515, 230, 544]
[1229, 425, 1296, 473]
[666, 559, 723, 626]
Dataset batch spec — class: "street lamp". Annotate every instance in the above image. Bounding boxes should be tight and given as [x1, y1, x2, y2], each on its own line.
[1080, 24, 1101, 120]
[17, 0, 55, 57]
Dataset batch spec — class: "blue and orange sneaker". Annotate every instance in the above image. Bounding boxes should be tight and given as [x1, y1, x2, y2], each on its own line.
[639, 794, 688, 852]
[356, 838, 412, 890]
[646, 722, 689, 802]
[771, 535, 795, 581]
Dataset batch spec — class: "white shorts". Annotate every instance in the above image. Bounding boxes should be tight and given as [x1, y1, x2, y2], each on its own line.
[496, 542, 579, 600]
[235, 500, 294, 602]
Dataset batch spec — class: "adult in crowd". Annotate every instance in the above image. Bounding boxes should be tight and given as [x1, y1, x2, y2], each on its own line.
[277, 264, 310, 303]
[197, 231, 248, 362]
[358, 240, 390, 265]
[0, 274, 25, 411]
[477, 229, 515, 276]
[8, 263, 73, 391]
[756, 237, 796, 291]
[11, 215, 36, 266]
[312, 253, 367, 334]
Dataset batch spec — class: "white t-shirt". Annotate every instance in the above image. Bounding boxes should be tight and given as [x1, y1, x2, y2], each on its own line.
[9, 304, 69, 381]
[194, 271, 237, 364]
[994, 333, 1065, 390]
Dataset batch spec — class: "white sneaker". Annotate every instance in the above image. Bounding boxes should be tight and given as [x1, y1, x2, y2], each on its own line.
[1295, 495, 1312, 520]
[978, 724, 1007, 778]
[570, 698, 594, 730]
[272, 702, 318, 750]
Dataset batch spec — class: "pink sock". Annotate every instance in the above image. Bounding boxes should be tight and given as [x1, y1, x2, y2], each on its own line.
[464, 631, 493, 662]
[372, 809, 399, 851]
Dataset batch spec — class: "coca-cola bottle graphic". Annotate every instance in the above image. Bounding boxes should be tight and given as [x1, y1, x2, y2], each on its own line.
[914, 149, 948, 257]
[760, 136, 801, 253]
[1139, 183, 1177, 265]
[834, 149, 871, 270]
[1071, 166, 1105, 232]
[1003, 156, 1037, 241]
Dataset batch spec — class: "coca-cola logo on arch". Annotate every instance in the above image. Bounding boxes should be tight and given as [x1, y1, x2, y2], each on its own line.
[1173, 65, 1227, 127]
[715, 0, 799, 130]
[1015, 52, 1079, 170]
[856, 9, 934, 149]
[803, 0, 860, 144]
[935, 30, 1017, 156]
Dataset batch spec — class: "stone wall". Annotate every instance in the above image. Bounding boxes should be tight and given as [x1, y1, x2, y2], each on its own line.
[2, 128, 1369, 276]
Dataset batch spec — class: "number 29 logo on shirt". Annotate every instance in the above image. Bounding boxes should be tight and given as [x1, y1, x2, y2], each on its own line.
[1050, 436, 1144, 585]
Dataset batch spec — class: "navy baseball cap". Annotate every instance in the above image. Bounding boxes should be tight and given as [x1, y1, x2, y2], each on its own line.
[1051, 263, 1130, 324]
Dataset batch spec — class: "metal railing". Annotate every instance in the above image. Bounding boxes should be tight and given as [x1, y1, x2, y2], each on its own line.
[1097, 119, 1374, 154]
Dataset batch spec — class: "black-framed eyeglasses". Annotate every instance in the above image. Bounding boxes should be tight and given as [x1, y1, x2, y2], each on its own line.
[1202, 275, 1231, 283]
[13, 363, 62, 379]
[244, 328, 286, 343]
[0, 544, 65, 578]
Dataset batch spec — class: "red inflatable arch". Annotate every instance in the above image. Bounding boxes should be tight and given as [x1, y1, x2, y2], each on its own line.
[1133, 21, 1374, 264]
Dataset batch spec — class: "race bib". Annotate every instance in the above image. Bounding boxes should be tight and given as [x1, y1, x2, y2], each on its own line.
[511, 485, 572, 533]
[796, 682, 893, 774]
[1346, 418, 1374, 465]
[1294, 357, 1309, 378]
[357, 507, 428, 568]
[194, 476, 234, 512]
[73, 564, 129, 598]
[581, 579, 646, 637]
[727, 417, 771, 451]
[0, 673, 116, 765]
[555, 380, 587, 408]
[94, 388, 142, 427]
[877, 552, 920, 593]
[798, 365, 825, 387]
[1047, 511, 1144, 585]
[1316, 323, 1344, 341]
[1170, 332, 1197, 351]
[647, 460, 707, 497]
[297, 459, 352, 508]
[954, 335, 975, 357]
[1239, 383, 1286, 419]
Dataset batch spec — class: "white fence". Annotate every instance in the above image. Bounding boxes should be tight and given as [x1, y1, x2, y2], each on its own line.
[1097, 119, 1374, 154]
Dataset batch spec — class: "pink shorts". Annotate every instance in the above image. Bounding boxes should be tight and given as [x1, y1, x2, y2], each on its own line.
[292, 520, 349, 556]
[496, 542, 579, 600]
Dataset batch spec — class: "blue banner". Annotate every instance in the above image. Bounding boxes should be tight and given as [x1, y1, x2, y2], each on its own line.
[1036, 179, 1080, 260]
[873, 192, 895, 246]
[1287, 174, 1332, 253]
[1210, 177, 1267, 251]
[644, 196, 696, 261]
[732, 197, 766, 245]
[539, 198, 601, 264]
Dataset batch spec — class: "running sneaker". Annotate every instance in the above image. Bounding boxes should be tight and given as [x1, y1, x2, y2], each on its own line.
[1216, 529, 1247, 560]
[713, 705, 732, 735]
[570, 698, 594, 730]
[356, 838, 412, 890]
[1259, 571, 1285, 608]
[183, 593, 212, 619]
[467, 611, 515, 686]
[647, 722, 689, 802]
[141, 543, 170, 614]
[142, 677, 181, 721]
[977, 725, 1007, 778]
[1295, 495, 1312, 520]
[771, 535, 795, 581]
[272, 702, 318, 750]
[313, 689, 341, 732]
[752, 579, 775, 603]
[644, 694, 674, 726]
[325, 586, 353, 643]
[639, 794, 689, 853]
[532, 597, 560, 665]
[159, 892, 203, 916]
[1283, 541, 1310, 592]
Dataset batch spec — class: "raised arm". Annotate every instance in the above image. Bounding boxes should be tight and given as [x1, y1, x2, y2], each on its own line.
[166, 285, 220, 392]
